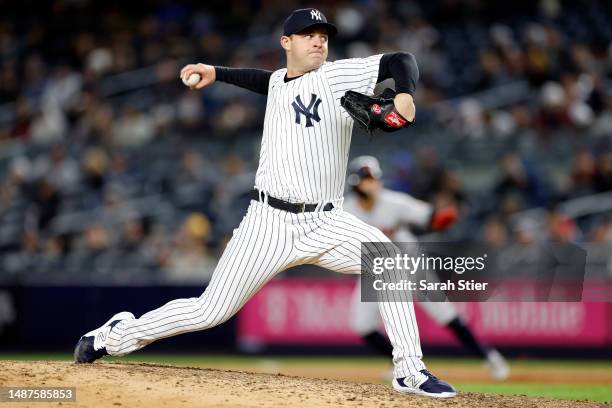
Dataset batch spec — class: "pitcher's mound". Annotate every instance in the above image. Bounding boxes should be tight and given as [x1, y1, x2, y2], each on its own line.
[0, 361, 602, 407]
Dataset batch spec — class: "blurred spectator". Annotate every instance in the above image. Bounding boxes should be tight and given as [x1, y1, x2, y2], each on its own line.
[166, 213, 215, 283]
[41, 63, 82, 112]
[457, 98, 485, 139]
[476, 50, 510, 91]
[110, 218, 157, 279]
[176, 91, 205, 131]
[214, 99, 258, 134]
[534, 81, 572, 137]
[38, 234, 69, 274]
[32, 145, 81, 195]
[569, 149, 597, 197]
[65, 223, 115, 279]
[70, 94, 113, 145]
[106, 151, 142, 197]
[591, 92, 612, 136]
[387, 150, 414, 194]
[29, 102, 67, 145]
[481, 216, 509, 249]
[1, 230, 41, 279]
[3, 157, 33, 202]
[11, 98, 34, 141]
[213, 153, 255, 235]
[81, 147, 110, 205]
[494, 152, 551, 210]
[435, 168, 465, 206]
[590, 217, 612, 243]
[594, 152, 612, 192]
[112, 106, 156, 147]
[410, 147, 447, 201]
[172, 149, 214, 213]
[546, 208, 580, 242]
[31, 178, 61, 231]
[142, 227, 173, 274]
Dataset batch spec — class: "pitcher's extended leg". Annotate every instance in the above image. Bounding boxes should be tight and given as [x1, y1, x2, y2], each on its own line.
[105, 202, 294, 355]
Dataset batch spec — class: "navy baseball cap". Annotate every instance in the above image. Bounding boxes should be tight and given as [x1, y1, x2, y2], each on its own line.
[283, 8, 337, 37]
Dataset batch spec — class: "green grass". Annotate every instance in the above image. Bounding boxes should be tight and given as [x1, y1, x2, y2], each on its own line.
[2, 353, 611, 368]
[2, 354, 611, 402]
[455, 383, 612, 403]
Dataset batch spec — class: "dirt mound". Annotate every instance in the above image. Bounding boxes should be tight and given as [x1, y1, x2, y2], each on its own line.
[0, 361, 606, 408]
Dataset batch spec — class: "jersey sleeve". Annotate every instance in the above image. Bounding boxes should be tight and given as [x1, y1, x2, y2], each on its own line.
[323, 54, 384, 100]
[388, 191, 433, 229]
[267, 69, 287, 92]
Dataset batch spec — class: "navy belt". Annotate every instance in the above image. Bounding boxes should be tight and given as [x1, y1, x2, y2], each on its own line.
[250, 189, 334, 213]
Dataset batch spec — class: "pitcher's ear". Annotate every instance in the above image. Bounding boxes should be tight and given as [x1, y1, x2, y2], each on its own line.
[280, 36, 291, 51]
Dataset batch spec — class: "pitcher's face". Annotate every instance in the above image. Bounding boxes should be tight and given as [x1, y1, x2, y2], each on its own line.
[282, 28, 329, 72]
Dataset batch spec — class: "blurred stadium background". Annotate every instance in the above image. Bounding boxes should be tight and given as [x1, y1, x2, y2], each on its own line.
[0, 0, 611, 402]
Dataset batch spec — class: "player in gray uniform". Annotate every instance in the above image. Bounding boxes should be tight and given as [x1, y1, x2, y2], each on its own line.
[344, 156, 509, 381]
[74, 8, 456, 397]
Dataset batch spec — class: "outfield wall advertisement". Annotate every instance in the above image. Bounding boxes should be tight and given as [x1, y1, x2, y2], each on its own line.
[237, 278, 611, 348]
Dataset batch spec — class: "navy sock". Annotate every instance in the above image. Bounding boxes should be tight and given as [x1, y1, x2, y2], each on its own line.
[447, 317, 488, 358]
[362, 331, 394, 356]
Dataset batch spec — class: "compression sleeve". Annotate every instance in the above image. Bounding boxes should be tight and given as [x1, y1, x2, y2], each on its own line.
[376, 52, 419, 95]
[214, 67, 273, 95]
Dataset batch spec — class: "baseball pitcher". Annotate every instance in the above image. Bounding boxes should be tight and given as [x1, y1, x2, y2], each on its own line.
[74, 8, 456, 398]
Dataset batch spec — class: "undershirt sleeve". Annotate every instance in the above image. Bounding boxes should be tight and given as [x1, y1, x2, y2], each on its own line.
[213, 67, 273, 95]
[376, 52, 419, 95]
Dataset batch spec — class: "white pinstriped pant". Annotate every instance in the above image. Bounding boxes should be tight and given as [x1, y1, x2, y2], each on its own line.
[106, 200, 426, 378]
[350, 278, 459, 336]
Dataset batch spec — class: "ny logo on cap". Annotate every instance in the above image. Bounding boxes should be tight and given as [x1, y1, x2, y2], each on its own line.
[310, 9, 322, 21]
[292, 94, 322, 127]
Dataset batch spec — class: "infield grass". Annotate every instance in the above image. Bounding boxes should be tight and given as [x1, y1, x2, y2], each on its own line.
[454, 382, 612, 403]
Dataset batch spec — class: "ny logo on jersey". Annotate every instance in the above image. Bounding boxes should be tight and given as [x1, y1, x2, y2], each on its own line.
[310, 9, 322, 21]
[292, 94, 322, 127]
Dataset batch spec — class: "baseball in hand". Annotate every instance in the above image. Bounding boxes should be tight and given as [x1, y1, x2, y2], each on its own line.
[183, 73, 201, 87]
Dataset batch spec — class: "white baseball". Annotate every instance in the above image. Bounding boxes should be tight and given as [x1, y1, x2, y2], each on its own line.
[183, 73, 201, 87]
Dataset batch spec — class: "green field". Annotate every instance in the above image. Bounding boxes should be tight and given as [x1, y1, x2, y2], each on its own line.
[455, 382, 612, 403]
[2, 354, 611, 402]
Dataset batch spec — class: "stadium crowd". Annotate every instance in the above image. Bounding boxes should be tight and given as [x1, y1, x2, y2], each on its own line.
[1, 0, 612, 283]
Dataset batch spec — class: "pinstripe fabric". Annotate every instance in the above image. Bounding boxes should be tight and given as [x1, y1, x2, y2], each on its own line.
[104, 54, 426, 379]
[255, 55, 383, 204]
[105, 203, 424, 377]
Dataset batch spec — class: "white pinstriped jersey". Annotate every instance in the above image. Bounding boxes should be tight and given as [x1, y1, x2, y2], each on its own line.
[343, 189, 432, 241]
[255, 54, 384, 203]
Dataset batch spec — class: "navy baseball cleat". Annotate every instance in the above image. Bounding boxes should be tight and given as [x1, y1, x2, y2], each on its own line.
[392, 369, 457, 398]
[73, 312, 134, 364]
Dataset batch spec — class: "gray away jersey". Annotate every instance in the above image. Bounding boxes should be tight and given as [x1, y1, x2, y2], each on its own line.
[255, 55, 383, 203]
[343, 189, 433, 241]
